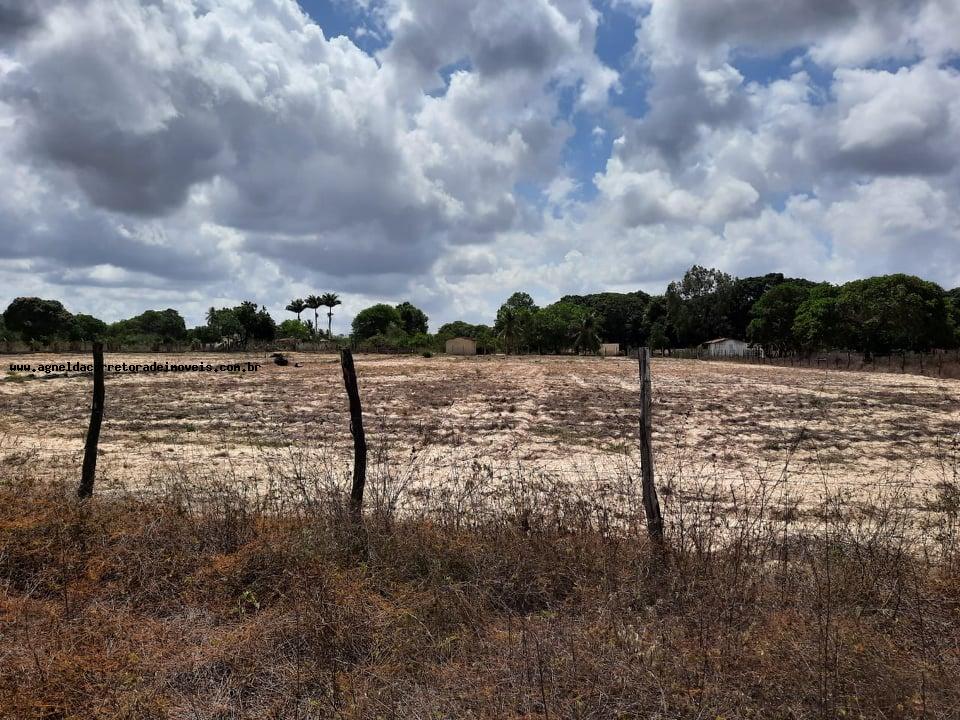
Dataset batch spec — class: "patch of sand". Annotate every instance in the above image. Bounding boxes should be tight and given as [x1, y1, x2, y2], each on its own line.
[2, 352, 958, 507]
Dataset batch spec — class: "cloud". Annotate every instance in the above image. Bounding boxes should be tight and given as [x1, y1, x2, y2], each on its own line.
[635, 0, 960, 67]
[829, 63, 960, 176]
[0, 0, 958, 330]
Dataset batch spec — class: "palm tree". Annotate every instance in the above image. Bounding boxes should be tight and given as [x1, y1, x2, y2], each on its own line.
[319, 292, 341, 338]
[285, 298, 307, 323]
[573, 313, 601, 355]
[498, 307, 519, 354]
[304, 295, 322, 336]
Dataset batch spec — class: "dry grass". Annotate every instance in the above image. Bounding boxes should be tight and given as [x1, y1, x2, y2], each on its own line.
[2, 450, 959, 719]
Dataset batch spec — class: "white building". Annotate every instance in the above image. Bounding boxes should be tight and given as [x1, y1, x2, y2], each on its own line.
[703, 338, 750, 357]
[600, 343, 621, 357]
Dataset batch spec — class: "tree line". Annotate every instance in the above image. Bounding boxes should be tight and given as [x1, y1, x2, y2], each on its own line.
[436, 269, 960, 356]
[3, 268, 959, 355]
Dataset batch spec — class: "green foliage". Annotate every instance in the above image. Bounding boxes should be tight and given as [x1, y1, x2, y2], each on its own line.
[206, 307, 243, 341]
[948, 289, 960, 347]
[665, 266, 736, 346]
[352, 303, 402, 340]
[792, 284, 841, 350]
[532, 302, 587, 354]
[725, 274, 815, 340]
[572, 313, 601, 354]
[304, 295, 322, 335]
[497, 307, 521, 354]
[188, 324, 219, 345]
[319, 293, 342, 337]
[747, 282, 814, 352]
[835, 275, 953, 353]
[354, 326, 434, 354]
[648, 321, 669, 351]
[791, 276, 954, 354]
[109, 309, 187, 344]
[285, 299, 307, 321]
[494, 293, 540, 353]
[396, 301, 429, 335]
[277, 319, 312, 340]
[68, 314, 108, 342]
[559, 291, 650, 347]
[204, 302, 275, 345]
[235, 301, 276, 343]
[3, 298, 74, 343]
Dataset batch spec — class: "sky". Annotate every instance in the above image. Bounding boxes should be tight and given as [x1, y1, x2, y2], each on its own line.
[1, 0, 959, 331]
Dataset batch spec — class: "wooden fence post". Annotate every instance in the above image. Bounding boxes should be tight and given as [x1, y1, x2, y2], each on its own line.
[78, 342, 105, 499]
[639, 348, 664, 546]
[340, 349, 367, 521]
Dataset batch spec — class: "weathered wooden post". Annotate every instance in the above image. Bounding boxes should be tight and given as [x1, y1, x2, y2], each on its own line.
[340, 349, 367, 521]
[639, 347, 664, 546]
[78, 342, 105, 499]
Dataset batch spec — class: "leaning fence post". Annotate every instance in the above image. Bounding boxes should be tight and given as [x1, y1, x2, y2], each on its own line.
[639, 347, 664, 547]
[340, 349, 367, 521]
[78, 342, 105, 499]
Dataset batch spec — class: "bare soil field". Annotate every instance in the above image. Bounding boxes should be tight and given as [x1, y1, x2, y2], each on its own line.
[3, 352, 959, 507]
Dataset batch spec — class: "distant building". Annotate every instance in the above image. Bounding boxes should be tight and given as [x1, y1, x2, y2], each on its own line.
[703, 338, 750, 357]
[601, 343, 621, 357]
[445, 337, 477, 356]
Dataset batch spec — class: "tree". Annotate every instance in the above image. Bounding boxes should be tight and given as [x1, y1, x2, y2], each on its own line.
[497, 307, 520, 354]
[665, 266, 735, 346]
[534, 302, 587, 354]
[833, 275, 954, 354]
[277, 318, 313, 340]
[499, 291, 537, 314]
[725, 274, 804, 339]
[747, 282, 814, 353]
[69, 314, 108, 342]
[560, 291, 651, 347]
[234, 301, 276, 343]
[396, 301, 429, 335]
[286, 298, 307, 323]
[352, 303, 402, 340]
[648, 321, 669, 353]
[642, 296, 676, 350]
[320, 293, 342, 338]
[792, 284, 842, 351]
[573, 313, 601, 354]
[495, 292, 539, 352]
[3, 297, 73, 343]
[304, 295, 322, 335]
[206, 307, 243, 343]
[948, 288, 960, 347]
[127, 309, 187, 341]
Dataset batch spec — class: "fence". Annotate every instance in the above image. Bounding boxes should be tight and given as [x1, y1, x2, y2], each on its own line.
[660, 347, 960, 379]
[0, 339, 342, 355]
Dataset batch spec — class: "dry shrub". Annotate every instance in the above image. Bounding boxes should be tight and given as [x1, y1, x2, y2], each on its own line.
[1, 466, 958, 719]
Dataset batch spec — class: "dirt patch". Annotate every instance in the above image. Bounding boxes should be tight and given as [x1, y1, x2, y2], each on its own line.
[2, 353, 959, 505]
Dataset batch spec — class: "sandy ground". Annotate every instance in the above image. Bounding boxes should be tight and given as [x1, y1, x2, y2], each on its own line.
[2, 352, 959, 506]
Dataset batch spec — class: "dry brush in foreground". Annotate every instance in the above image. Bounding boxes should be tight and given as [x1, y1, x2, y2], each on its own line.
[1, 459, 959, 719]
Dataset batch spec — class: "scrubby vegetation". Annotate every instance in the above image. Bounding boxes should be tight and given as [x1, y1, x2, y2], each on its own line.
[2, 456, 958, 718]
[4, 267, 959, 355]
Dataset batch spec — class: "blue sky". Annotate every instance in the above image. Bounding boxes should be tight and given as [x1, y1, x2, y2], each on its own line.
[0, 0, 958, 328]
[291, 0, 845, 207]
